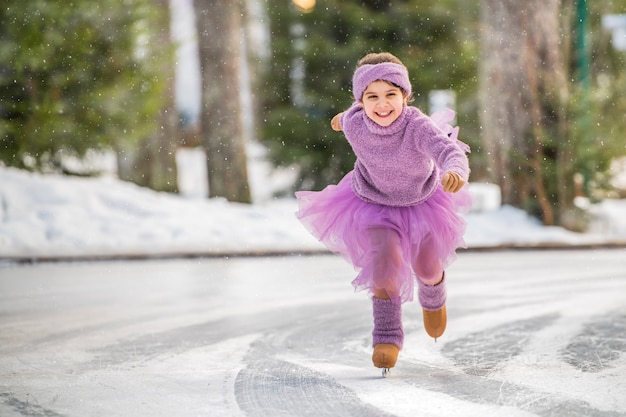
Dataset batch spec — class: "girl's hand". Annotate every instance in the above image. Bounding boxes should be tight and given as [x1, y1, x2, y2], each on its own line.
[441, 171, 466, 193]
[331, 113, 343, 131]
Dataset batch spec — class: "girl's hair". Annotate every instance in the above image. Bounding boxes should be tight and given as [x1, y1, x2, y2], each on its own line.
[357, 52, 404, 67]
[356, 52, 413, 102]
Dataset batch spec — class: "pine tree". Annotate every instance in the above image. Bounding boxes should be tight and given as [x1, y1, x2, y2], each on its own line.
[0, 0, 166, 173]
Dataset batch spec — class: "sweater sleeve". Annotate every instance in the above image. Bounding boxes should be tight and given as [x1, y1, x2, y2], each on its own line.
[340, 102, 363, 137]
[413, 113, 471, 181]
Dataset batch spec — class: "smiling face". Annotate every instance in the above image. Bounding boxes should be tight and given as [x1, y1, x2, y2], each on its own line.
[360, 80, 407, 127]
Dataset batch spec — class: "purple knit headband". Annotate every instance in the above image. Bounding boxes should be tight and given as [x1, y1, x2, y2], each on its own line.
[352, 62, 412, 101]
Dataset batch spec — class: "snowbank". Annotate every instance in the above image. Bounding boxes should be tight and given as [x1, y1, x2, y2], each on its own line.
[1, 167, 624, 261]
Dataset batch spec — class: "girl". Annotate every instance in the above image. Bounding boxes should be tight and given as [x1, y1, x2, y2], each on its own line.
[295, 52, 471, 373]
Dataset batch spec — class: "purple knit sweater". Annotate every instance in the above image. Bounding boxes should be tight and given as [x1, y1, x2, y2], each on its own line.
[341, 103, 470, 207]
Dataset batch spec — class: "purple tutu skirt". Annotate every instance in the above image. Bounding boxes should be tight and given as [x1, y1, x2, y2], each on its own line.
[295, 172, 472, 304]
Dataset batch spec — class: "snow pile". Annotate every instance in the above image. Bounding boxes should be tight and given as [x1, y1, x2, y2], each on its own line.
[0, 166, 624, 260]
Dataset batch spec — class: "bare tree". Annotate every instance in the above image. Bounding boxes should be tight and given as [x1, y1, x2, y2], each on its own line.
[194, 0, 251, 203]
[479, 0, 569, 225]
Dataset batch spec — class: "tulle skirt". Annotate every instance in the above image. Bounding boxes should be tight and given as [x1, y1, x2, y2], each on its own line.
[295, 172, 472, 304]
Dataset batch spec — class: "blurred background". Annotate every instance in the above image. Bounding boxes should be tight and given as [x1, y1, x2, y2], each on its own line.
[1, 0, 626, 232]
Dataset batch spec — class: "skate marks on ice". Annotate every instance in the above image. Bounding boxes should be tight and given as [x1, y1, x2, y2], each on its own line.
[399, 360, 625, 417]
[86, 300, 387, 417]
[0, 392, 64, 417]
[231, 301, 626, 417]
[415, 311, 626, 417]
[442, 313, 560, 377]
[561, 312, 626, 373]
[232, 303, 396, 417]
[235, 356, 394, 417]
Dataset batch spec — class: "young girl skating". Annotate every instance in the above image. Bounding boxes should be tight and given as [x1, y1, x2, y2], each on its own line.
[296, 52, 471, 375]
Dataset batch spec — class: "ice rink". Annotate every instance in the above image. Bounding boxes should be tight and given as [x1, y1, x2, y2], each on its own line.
[1, 249, 625, 416]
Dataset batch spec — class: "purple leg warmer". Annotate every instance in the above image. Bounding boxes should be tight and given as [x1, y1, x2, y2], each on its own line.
[418, 274, 447, 311]
[372, 297, 404, 349]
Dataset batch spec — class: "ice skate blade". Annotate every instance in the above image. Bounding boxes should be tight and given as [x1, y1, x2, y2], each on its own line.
[382, 368, 390, 378]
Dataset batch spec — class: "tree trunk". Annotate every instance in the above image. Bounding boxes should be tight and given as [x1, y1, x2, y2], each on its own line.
[117, 0, 178, 193]
[148, 0, 178, 192]
[479, 0, 569, 225]
[194, 0, 252, 203]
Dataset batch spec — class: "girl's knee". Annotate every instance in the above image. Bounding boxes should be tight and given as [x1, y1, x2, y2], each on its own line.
[413, 260, 443, 285]
[412, 239, 443, 285]
[418, 271, 443, 286]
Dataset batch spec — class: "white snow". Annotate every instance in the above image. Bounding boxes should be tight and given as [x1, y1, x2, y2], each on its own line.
[1, 164, 625, 261]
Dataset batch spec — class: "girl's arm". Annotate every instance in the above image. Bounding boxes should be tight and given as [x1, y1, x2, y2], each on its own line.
[411, 112, 470, 190]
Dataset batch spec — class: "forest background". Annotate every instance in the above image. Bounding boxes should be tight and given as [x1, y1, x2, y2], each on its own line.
[1, 0, 626, 231]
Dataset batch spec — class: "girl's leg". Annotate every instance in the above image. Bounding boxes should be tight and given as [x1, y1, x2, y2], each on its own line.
[367, 227, 404, 300]
[417, 275, 447, 340]
[367, 228, 404, 369]
[371, 297, 403, 369]
[412, 235, 447, 340]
